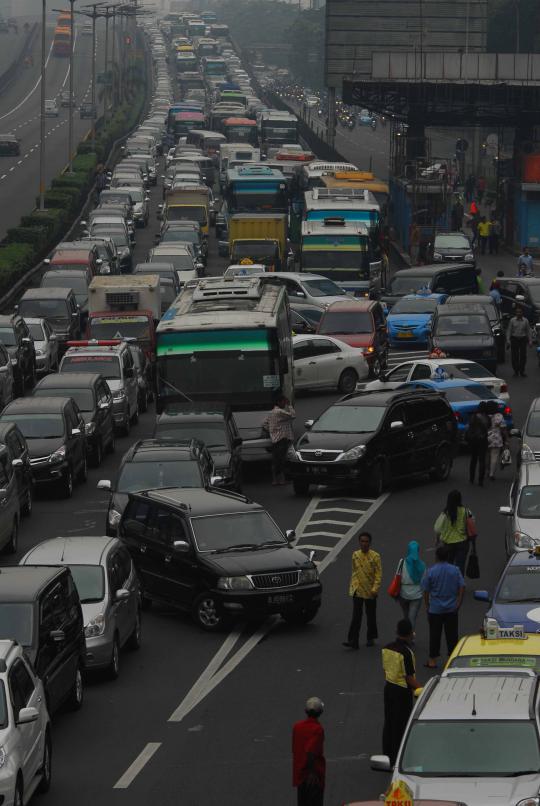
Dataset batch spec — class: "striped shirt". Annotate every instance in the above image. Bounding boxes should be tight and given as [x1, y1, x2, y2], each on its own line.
[262, 405, 295, 443]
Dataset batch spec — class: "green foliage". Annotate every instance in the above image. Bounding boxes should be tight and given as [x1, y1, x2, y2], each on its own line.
[71, 153, 98, 174]
[287, 9, 324, 90]
[0, 243, 37, 296]
[6, 226, 48, 248]
[22, 209, 68, 234]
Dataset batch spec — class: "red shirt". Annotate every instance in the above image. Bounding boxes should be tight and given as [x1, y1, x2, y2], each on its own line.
[292, 717, 326, 788]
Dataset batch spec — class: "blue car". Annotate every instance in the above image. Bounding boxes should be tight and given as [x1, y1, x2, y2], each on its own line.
[398, 378, 513, 438]
[474, 549, 540, 632]
[386, 293, 446, 348]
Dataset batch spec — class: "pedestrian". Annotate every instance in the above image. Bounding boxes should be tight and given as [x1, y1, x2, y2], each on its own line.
[396, 541, 425, 629]
[343, 531, 382, 650]
[476, 176, 486, 203]
[422, 544, 465, 669]
[508, 305, 532, 377]
[464, 174, 475, 203]
[518, 246, 534, 277]
[433, 489, 472, 575]
[467, 401, 489, 486]
[382, 618, 420, 765]
[489, 218, 500, 254]
[262, 393, 295, 486]
[489, 280, 502, 307]
[410, 223, 420, 266]
[487, 402, 508, 480]
[477, 216, 490, 255]
[475, 267, 486, 294]
[292, 697, 325, 806]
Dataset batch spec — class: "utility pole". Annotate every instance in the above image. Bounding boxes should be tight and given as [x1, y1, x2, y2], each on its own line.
[68, 0, 76, 171]
[39, 0, 47, 209]
[79, 3, 105, 145]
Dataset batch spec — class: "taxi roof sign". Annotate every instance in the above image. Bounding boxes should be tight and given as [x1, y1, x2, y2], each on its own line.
[483, 618, 527, 641]
[385, 780, 414, 806]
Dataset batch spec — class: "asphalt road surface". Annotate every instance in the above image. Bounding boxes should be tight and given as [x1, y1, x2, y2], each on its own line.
[0, 21, 106, 239]
[5, 126, 538, 806]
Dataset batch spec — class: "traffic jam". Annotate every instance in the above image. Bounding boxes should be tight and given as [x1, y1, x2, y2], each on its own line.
[0, 5, 538, 806]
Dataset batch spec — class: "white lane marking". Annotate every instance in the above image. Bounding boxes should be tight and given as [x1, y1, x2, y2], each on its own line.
[0, 38, 54, 121]
[113, 743, 161, 789]
[167, 492, 389, 724]
[0, 175, 5, 180]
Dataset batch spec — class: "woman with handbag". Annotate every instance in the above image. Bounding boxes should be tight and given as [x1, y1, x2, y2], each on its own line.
[487, 405, 508, 481]
[434, 489, 475, 575]
[396, 541, 426, 629]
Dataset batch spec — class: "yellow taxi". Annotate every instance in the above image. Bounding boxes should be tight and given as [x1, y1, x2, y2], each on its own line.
[446, 625, 540, 673]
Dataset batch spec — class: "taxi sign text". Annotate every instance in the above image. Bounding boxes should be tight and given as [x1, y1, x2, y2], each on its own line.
[385, 780, 414, 806]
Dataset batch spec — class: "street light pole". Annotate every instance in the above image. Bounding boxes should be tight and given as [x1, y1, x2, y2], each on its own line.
[39, 0, 47, 209]
[111, 6, 116, 106]
[68, 0, 75, 172]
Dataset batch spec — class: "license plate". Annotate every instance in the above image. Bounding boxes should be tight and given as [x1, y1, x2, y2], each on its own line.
[397, 332, 414, 338]
[268, 594, 294, 604]
[308, 465, 327, 473]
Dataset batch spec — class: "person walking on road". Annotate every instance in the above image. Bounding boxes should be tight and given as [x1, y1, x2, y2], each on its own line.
[518, 246, 534, 277]
[487, 403, 508, 480]
[478, 216, 490, 255]
[396, 541, 425, 629]
[434, 489, 472, 575]
[382, 619, 420, 765]
[292, 697, 326, 806]
[262, 393, 295, 486]
[343, 532, 382, 649]
[489, 217, 501, 254]
[467, 401, 489, 486]
[508, 305, 532, 377]
[422, 544, 465, 669]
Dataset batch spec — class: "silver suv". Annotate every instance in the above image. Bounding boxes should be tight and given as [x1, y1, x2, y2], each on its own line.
[499, 460, 540, 554]
[21, 536, 141, 680]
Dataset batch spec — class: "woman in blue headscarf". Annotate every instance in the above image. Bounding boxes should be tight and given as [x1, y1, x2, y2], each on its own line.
[397, 540, 426, 629]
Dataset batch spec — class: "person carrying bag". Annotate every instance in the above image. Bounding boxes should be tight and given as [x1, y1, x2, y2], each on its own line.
[389, 541, 425, 629]
[434, 490, 475, 576]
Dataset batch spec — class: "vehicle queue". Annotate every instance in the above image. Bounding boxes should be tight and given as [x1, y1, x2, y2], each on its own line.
[0, 6, 536, 806]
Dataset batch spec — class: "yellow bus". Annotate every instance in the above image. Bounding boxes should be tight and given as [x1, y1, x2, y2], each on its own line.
[321, 171, 389, 207]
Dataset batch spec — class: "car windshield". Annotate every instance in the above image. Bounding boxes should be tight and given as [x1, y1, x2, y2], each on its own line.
[517, 485, 540, 519]
[117, 460, 203, 492]
[0, 327, 15, 346]
[319, 311, 373, 335]
[436, 314, 491, 336]
[19, 299, 69, 321]
[389, 275, 431, 295]
[391, 299, 438, 315]
[312, 404, 385, 433]
[0, 413, 64, 438]
[435, 235, 470, 249]
[0, 604, 33, 647]
[27, 323, 45, 341]
[42, 276, 88, 294]
[401, 720, 540, 776]
[302, 279, 346, 297]
[61, 356, 121, 379]
[526, 412, 540, 437]
[443, 385, 497, 402]
[154, 421, 228, 448]
[293, 307, 323, 325]
[162, 230, 198, 244]
[497, 564, 540, 602]
[34, 387, 95, 412]
[69, 565, 105, 603]
[190, 510, 286, 552]
[151, 254, 193, 271]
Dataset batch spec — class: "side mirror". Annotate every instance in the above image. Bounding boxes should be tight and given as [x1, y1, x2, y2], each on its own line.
[49, 333, 57, 341]
[71, 428, 81, 436]
[210, 475, 224, 486]
[516, 294, 526, 302]
[304, 420, 314, 429]
[97, 479, 112, 491]
[17, 706, 39, 725]
[390, 420, 404, 430]
[99, 400, 110, 409]
[43, 258, 50, 264]
[286, 529, 295, 542]
[50, 629, 65, 643]
[473, 590, 491, 602]
[499, 505, 513, 516]
[11, 458, 23, 468]
[510, 428, 522, 438]
[370, 754, 391, 772]
[173, 539, 190, 553]
[80, 220, 87, 227]
[115, 588, 130, 601]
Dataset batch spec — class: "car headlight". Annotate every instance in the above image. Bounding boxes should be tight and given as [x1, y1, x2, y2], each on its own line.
[85, 613, 106, 638]
[522, 443, 535, 461]
[433, 251, 442, 260]
[108, 509, 121, 527]
[299, 567, 319, 584]
[465, 252, 474, 261]
[49, 445, 66, 464]
[216, 575, 253, 591]
[0, 745, 6, 768]
[514, 531, 538, 549]
[286, 444, 298, 460]
[338, 445, 366, 461]
[112, 390, 126, 401]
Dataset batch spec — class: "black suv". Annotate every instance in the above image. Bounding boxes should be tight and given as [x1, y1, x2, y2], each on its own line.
[119, 488, 322, 630]
[445, 295, 506, 363]
[0, 565, 85, 713]
[0, 313, 36, 395]
[98, 438, 217, 536]
[381, 263, 478, 309]
[153, 405, 243, 491]
[431, 304, 497, 372]
[0, 422, 33, 517]
[497, 276, 540, 329]
[286, 388, 457, 496]
[0, 397, 87, 498]
[33, 373, 115, 467]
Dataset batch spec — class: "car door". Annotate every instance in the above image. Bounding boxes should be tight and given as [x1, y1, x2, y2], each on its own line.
[8, 429, 31, 509]
[0, 454, 16, 547]
[116, 545, 139, 640]
[16, 321, 31, 379]
[36, 586, 64, 714]
[405, 397, 436, 473]
[152, 506, 198, 606]
[293, 339, 319, 389]
[384, 403, 413, 480]
[65, 403, 84, 476]
[44, 320, 58, 369]
[120, 498, 161, 598]
[309, 339, 344, 387]
[107, 551, 132, 645]
[97, 381, 114, 446]
[123, 350, 138, 417]
[8, 659, 42, 783]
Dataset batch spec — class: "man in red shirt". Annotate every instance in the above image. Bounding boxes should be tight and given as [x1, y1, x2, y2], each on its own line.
[292, 697, 326, 805]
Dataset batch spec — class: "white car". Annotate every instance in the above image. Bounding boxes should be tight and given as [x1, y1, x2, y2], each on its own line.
[0, 640, 51, 805]
[44, 99, 58, 117]
[25, 318, 58, 375]
[358, 357, 509, 401]
[293, 334, 369, 394]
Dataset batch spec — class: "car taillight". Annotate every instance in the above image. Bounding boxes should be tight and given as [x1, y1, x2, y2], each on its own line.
[454, 411, 462, 422]
[504, 406, 512, 417]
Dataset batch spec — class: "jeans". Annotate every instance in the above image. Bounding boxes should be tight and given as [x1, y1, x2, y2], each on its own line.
[347, 595, 377, 646]
[469, 438, 487, 484]
[428, 611, 459, 659]
[510, 336, 528, 375]
[445, 540, 469, 576]
[398, 596, 422, 629]
[271, 438, 290, 480]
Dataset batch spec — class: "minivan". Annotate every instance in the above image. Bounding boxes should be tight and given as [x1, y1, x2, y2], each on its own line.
[17, 287, 81, 354]
[381, 263, 478, 309]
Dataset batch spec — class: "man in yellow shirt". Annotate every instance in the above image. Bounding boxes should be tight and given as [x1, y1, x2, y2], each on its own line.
[343, 532, 382, 649]
[477, 216, 490, 255]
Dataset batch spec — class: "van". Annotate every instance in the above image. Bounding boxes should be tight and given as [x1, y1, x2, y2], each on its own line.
[17, 287, 81, 354]
[382, 263, 478, 308]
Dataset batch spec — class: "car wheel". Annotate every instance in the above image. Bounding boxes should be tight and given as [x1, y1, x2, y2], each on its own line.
[338, 368, 358, 394]
[92, 439, 103, 468]
[281, 605, 319, 625]
[62, 466, 73, 499]
[293, 480, 310, 496]
[369, 356, 382, 378]
[107, 636, 120, 680]
[67, 663, 83, 710]
[78, 454, 88, 483]
[22, 486, 32, 517]
[127, 609, 142, 650]
[4, 519, 18, 554]
[37, 730, 52, 793]
[13, 778, 23, 806]
[368, 461, 385, 497]
[430, 446, 452, 482]
[193, 593, 224, 631]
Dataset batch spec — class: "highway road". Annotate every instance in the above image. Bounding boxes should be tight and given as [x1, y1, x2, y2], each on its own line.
[5, 137, 537, 806]
[0, 20, 106, 239]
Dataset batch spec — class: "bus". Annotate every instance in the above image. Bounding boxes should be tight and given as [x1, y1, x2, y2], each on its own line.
[321, 171, 389, 208]
[187, 19, 206, 38]
[222, 117, 258, 146]
[224, 165, 288, 215]
[210, 24, 229, 39]
[304, 187, 381, 232]
[155, 277, 294, 448]
[259, 111, 299, 155]
[201, 56, 227, 77]
[53, 25, 71, 57]
[172, 111, 205, 141]
[299, 161, 358, 191]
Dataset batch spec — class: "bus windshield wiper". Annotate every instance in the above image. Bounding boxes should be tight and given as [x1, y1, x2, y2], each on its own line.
[159, 378, 193, 403]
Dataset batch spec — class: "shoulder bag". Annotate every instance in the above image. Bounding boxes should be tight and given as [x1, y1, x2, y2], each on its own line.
[387, 559, 404, 598]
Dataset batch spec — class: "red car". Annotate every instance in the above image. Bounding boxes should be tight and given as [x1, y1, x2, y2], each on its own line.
[317, 299, 388, 377]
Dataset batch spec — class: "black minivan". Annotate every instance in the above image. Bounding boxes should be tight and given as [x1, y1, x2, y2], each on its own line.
[0, 565, 85, 713]
[431, 304, 498, 372]
[286, 388, 457, 496]
[119, 488, 322, 631]
[381, 263, 478, 309]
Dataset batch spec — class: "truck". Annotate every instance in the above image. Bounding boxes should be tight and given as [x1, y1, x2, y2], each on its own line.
[86, 275, 161, 371]
[162, 186, 211, 236]
[224, 213, 288, 272]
